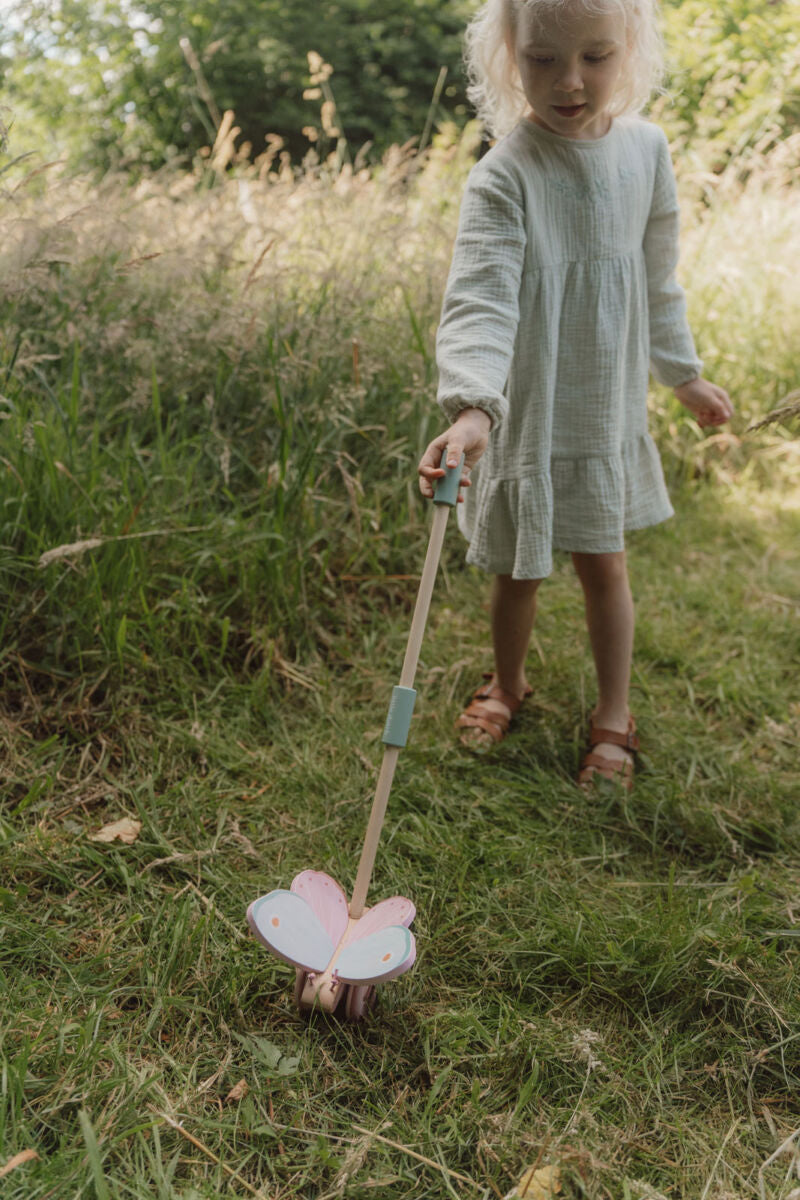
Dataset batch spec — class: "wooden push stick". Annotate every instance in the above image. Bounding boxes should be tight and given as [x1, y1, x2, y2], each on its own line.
[349, 500, 452, 919]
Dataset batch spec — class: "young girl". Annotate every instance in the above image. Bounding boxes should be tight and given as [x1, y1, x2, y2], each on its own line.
[418, 0, 733, 789]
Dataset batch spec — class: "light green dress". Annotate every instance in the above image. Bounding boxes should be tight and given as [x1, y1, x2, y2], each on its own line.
[436, 115, 702, 579]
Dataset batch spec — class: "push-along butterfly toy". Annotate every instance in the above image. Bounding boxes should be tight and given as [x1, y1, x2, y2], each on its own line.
[247, 454, 463, 1020]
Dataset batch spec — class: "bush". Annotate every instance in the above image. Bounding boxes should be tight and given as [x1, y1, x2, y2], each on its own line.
[0, 0, 472, 172]
[655, 0, 800, 188]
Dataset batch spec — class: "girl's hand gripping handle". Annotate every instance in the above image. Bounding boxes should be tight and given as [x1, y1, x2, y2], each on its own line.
[417, 407, 491, 502]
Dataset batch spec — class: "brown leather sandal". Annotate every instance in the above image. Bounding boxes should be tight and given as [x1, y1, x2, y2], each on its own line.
[578, 717, 639, 791]
[456, 673, 533, 747]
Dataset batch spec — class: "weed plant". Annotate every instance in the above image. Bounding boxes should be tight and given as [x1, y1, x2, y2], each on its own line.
[0, 127, 799, 1197]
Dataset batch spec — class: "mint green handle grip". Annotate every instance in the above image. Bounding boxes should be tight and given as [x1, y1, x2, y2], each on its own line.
[433, 451, 465, 507]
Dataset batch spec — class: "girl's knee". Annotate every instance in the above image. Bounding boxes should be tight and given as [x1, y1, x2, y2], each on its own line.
[571, 551, 629, 590]
[495, 573, 542, 597]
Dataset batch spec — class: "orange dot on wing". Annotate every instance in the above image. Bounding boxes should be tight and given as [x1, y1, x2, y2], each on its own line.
[271, 916, 280, 927]
[381, 952, 392, 962]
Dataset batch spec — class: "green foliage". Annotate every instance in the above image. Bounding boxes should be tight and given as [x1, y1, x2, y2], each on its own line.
[1, 0, 473, 172]
[3, 0, 800, 178]
[656, 0, 800, 176]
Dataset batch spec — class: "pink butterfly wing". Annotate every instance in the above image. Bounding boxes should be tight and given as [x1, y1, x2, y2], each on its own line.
[344, 895, 416, 942]
[290, 870, 349, 946]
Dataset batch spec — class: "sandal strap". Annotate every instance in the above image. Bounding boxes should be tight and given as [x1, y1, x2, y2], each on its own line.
[473, 677, 533, 715]
[580, 751, 634, 776]
[456, 704, 509, 741]
[456, 676, 532, 746]
[588, 719, 639, 752]
[578, 752, 634, 791]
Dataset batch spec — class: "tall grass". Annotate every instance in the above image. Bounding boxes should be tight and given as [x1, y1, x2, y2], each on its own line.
[0, 127, 481, 701]
[1, 122, 798, 706]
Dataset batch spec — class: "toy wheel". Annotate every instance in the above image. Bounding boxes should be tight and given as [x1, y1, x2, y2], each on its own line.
[344, 984, 376, 1022]
[293, 969, 308, 1010]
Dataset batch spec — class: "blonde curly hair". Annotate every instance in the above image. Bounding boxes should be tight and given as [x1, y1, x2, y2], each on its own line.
[465, 0, 666, 139]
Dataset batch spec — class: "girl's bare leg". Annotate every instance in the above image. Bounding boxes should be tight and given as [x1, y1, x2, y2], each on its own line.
[461, 574, 541, 744]
[571, 550, 634, 765]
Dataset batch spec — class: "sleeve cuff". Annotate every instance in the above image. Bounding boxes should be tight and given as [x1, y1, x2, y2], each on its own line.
[650, 359, 703, 389]
[438, 394, 505, 429]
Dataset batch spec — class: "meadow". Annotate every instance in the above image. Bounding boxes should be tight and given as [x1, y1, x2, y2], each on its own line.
[1, 118, 799, 1199]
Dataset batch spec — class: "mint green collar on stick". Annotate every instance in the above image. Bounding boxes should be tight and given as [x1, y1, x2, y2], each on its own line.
[382, 685, 417, 748]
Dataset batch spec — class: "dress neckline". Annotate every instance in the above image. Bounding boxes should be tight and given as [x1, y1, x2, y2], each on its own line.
[518, 115, 618, 149]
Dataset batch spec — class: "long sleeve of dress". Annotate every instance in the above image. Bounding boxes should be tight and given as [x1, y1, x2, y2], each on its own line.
[435, 162, 527, 428]
[643, 132, 703, 388]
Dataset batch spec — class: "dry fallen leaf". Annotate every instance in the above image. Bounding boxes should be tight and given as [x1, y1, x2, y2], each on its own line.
[0, 1149, 40, 1178]
[225, 1078, 249, 1103]
[89, 818, 142, 844]
[504, 1163, 561, 1200]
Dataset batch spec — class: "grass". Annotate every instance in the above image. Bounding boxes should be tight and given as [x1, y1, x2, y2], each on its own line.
[2, 477, 799, 1199]
[1, 129, 800, 1198]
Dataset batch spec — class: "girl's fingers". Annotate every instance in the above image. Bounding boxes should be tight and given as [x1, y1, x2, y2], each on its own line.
[418, 440, 449, 494]
[445, 442, 465, 469]
[418, 442, 446, 477]
[419, 437, 464, 478]
[715, 386, 733, 417]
